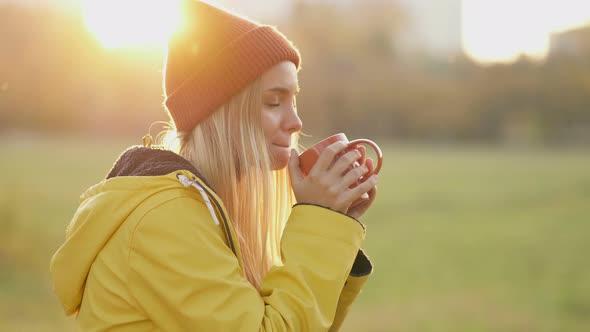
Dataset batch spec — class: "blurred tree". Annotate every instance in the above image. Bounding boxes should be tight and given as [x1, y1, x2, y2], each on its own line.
[1, 4, 589, 145]
[0, 5, 165, 136]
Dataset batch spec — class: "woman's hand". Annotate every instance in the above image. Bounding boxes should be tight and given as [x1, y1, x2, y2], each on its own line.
[288, 142, 378, 215]
[346, 156, 378, 219]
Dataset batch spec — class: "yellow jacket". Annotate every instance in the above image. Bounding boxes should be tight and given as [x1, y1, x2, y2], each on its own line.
[50, 146, 373, 331]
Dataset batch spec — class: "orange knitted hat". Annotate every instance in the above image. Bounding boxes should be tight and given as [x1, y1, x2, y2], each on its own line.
[163, 1, 301, 132]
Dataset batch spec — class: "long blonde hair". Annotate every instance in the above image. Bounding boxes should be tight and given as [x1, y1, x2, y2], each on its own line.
[160, 77, 299, 290]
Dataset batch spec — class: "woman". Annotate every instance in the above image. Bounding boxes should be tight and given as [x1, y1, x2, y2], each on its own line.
[50, 1, 378, 331]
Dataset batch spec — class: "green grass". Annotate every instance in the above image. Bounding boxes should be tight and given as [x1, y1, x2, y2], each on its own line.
[1, 136, 589, 331]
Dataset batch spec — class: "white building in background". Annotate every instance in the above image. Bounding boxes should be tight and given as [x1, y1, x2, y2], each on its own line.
[548, 24, 590, 58]
[395, 0, 463, 58]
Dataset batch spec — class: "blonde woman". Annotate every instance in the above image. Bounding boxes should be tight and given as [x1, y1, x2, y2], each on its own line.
[50, 1, 378, 331]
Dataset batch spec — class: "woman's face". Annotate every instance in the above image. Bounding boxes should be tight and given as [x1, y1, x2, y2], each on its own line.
[260, 61, 303, 170]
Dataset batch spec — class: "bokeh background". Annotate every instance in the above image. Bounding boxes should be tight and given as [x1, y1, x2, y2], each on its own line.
[1, 0, 589, 331]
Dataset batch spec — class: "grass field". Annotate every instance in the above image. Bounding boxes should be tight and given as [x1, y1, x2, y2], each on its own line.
[1, 135, 589, 331]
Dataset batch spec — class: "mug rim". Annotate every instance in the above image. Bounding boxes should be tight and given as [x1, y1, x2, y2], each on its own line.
[303, 133, 348, 155]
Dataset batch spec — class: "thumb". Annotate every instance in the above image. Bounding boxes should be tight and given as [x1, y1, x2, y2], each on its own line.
[288, 149, 304, 182]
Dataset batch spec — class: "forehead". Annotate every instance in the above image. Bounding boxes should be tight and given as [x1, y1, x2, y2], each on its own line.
[260, 61, 298, 91]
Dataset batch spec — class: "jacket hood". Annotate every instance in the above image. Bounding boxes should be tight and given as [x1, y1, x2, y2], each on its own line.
[50, 146, 207, 314]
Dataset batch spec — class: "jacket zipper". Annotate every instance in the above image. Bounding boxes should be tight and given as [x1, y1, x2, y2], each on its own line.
[177, 173, 237, 257]
[197, 181, 237, 256]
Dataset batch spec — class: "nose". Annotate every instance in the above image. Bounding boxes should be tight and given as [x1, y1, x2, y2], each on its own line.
[285, 105, 303, 134]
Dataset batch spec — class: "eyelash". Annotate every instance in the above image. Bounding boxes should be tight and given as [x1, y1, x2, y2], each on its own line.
[266, 98, 297, 108]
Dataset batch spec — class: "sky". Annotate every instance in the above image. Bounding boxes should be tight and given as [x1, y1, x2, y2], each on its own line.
[462, 0, 590, 63]
[3, 0, 590, 63]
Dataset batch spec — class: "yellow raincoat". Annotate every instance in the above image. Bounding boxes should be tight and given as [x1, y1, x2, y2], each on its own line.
[50, 146, 373, 331]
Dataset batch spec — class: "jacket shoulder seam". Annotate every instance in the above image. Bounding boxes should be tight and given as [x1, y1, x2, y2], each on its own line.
[126, 193, 208, 261]
[124, 193, 211, 312]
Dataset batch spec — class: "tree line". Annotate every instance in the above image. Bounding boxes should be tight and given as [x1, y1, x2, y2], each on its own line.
[1, 2, 589, 145]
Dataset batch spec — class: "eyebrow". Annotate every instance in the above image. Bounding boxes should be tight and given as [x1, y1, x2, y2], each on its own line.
[265, 85, 300, 95]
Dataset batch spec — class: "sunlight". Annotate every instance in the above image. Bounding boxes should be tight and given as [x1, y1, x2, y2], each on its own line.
[82, 0, 181, 48]
[462, 0, 590, 63]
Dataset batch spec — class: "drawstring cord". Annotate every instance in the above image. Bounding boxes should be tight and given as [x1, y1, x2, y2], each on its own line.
[177, 174, 221, 226]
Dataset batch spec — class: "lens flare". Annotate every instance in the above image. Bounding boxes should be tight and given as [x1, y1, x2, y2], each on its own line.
[82, 0, 181, 48]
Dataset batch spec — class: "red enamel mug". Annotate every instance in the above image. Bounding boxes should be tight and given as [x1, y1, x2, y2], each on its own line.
[298, 133, 383, 208]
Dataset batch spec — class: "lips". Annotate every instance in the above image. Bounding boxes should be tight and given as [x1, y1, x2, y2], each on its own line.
[273, 143, 290, 148]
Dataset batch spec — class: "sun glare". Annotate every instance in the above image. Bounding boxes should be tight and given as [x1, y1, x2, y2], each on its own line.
[83, 0, 181, 49]
[462, 0, 590, 63]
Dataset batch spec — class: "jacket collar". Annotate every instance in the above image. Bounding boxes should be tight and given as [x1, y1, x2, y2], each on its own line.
[106, 146, 212, 188]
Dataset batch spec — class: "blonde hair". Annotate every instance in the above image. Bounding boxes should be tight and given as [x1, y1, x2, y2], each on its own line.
[160, 77, 299, 290]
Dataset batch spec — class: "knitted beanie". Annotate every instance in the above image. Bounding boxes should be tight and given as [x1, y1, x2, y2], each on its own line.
[163, 0, 301, 132]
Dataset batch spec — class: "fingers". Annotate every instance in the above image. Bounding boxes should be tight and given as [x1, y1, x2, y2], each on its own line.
[346, 184, 377, 219]
[366, 185, 377, 202]
[288, 149, 304, 183]
[309, 141, 348, 175]
[344, 174, 378, 205]
[357, 145, 366, 159]
[364, 157, 374, 176]
[330, 149, 364, 175]
[339, 164, 368, 189]
[339, 156, 375, 190]
[344, 145, 366, 171]
[358, 181, 377, 203]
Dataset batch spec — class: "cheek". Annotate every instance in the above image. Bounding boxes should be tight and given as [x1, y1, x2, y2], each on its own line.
[261, 109, 290, 170]
[261, 110, 280, 138]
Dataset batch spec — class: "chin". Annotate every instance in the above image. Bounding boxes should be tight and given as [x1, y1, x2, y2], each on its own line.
[271, 157, 289, 171]
[270, 149, 290, 170]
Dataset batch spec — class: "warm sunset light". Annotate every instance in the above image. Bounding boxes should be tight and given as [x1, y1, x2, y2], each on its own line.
[462, 0, 590, 63]
[82, 0, 181, 48]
